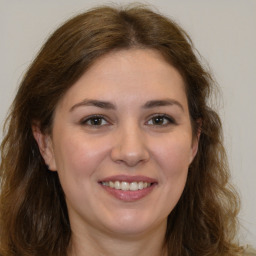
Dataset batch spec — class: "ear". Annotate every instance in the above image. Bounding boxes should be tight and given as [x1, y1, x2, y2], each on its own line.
[32, 124, 57, 171]
[189, 119, 202, 164]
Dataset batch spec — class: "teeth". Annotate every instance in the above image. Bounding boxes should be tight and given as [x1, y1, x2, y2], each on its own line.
[114, 181, 121, 190]
[138, 181, 144, 190]
[109, 181, 114, 188]
[130, 182, 138, 191]
[101, 181, 152, 191]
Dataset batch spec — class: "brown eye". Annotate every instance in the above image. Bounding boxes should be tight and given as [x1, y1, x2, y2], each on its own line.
[81, 116, 108, 126]
[147, 115, 176, 126]
[152, 116, 165, 125]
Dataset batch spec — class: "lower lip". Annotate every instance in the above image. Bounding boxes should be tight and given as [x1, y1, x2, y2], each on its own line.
[100, 184, 156, 202]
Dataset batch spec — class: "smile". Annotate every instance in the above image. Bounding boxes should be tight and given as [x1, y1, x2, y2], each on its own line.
[101, 181, 152, 191]
[99, 175, 157, 202]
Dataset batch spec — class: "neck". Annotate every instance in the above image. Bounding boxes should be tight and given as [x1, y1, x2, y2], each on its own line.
[68, 222, 167, 256]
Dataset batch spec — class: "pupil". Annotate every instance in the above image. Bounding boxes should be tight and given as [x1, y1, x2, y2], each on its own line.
[92, 118, 101, 125]
[154, 117, 163, 125]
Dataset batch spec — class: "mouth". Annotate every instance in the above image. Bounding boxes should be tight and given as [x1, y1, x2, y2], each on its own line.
[98, 175, 157, 202]
[100, 181, 152, 191]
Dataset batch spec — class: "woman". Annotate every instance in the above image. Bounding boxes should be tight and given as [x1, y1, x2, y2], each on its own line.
[0, 4, 251, 256]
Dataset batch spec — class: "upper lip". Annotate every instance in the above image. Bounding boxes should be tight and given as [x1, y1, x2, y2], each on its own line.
[99, 175, 157, 183]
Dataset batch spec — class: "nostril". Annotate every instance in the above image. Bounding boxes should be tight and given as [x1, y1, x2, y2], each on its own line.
[110, 129, 150, 166]
[111, 148, 149, 167]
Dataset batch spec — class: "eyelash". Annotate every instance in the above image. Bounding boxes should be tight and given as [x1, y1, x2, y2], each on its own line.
[80, 115, 110, 127]
[80, 114, 176, 127]
[146, 114, 176, 127]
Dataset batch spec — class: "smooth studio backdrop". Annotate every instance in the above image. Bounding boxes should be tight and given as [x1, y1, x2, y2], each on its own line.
[0, 0, 255, 247]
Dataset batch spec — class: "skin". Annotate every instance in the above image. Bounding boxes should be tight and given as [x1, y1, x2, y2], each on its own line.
[33, 48, 199, 256]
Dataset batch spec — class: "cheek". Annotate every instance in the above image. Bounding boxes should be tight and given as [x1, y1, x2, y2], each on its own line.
[152, 134, 192, 178]
[53, 132, 110, 180]
[164, 141, 190, 205]
[153, 135, 192, 210]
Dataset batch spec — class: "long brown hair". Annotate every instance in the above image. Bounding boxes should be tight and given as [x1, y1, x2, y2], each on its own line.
[0, 4, 242, 256]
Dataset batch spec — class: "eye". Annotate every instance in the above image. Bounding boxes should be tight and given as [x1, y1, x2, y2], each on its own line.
[146, 114, 176, 126]
[80, 115, 109, 126]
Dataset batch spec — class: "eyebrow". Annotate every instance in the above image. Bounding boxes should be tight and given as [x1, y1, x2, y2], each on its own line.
[142, 99, 184, 111]
[70, 98, 184, 112]
[70, 99, 116, 111]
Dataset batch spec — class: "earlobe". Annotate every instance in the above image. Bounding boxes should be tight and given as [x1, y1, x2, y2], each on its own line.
[32, 124, 57, 171]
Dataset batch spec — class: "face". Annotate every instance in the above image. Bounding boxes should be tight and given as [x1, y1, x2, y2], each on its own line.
[34, 49, 199, 239]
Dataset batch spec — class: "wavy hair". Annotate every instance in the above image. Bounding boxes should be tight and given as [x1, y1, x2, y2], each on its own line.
[0, 4, 242, 256]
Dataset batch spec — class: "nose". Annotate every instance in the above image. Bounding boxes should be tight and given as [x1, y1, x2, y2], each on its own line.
[110, 124, 150, 167]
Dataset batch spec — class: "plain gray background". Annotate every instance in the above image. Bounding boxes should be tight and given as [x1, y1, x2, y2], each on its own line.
[0, 0, 255, 246]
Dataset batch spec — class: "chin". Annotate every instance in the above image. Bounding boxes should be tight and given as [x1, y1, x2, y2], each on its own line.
[101, 210, 166, 237]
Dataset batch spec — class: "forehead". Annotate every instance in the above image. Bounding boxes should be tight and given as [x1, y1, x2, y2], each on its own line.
[56, 48, 188, 110]
[87, 48, 183, 84]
